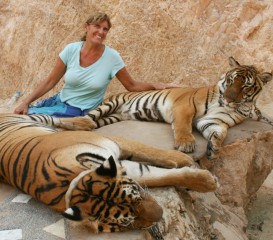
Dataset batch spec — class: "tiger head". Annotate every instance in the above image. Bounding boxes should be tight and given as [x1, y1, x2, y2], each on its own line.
[218, 57, 272, 109]
[62, 156, 163, 233]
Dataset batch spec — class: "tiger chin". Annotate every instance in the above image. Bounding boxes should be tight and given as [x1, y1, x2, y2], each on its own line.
[55, 57, 272, 160]
[0, 114, 217, 233]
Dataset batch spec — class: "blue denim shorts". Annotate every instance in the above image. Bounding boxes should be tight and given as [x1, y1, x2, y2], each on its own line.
[28, 93, 90, 117]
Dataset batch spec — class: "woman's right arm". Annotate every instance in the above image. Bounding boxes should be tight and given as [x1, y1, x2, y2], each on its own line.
[14, 57, 66, 114]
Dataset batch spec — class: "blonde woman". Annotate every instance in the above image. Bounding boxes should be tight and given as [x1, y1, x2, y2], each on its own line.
[15, 12, 177, 117]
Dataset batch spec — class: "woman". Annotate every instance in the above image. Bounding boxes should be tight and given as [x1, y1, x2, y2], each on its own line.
[14, 12, 177, 117]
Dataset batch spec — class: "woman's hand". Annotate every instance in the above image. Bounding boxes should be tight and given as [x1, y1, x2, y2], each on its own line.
[13, 57, 66, 115]
[14, 102, 29, 115]
[116, 67, 181, 92]
[152, 83, 181, 90]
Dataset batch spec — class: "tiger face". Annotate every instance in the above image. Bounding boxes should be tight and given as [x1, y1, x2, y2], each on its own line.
[62, 156, 163, 233]
[219, 57, 272, 108]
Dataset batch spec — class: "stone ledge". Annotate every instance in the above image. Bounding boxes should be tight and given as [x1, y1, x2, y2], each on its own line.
[95, 119, 273, 239]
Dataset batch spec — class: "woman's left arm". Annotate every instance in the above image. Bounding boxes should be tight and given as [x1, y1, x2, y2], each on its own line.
[116, 67, 179, 92]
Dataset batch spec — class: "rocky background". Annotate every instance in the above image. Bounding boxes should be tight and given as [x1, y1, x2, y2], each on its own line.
[0, 0, 272, 103]
[0, 0, 273, 239]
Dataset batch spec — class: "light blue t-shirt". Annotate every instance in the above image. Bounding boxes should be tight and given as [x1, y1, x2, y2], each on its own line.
[59, 41, 125, 110]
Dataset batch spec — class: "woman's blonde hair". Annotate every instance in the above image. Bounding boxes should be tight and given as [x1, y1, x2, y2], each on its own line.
[81, 13, 112, 41]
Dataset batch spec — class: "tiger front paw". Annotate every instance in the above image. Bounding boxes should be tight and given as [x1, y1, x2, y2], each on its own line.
[192, 169, 218, 192]
[206, 141, 220, 160]
[174, 135, 196, 153]
[182, 167, 218, 192]
[166, 150, 194, 168]
[59, 116, 97, 131]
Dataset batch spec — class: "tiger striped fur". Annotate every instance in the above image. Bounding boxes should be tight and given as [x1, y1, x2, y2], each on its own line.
[56, 57, 272, 159]
[0, 114, 217, 233]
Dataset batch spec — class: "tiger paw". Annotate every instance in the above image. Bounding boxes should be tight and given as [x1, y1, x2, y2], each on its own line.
[206, 141, 220, 159]
[59, 116, 97, 131]
[179, 167, 218, 192]
[207, 151, 219, 160]
[174, 135, 196, 153]
[166, 150, 194, 168]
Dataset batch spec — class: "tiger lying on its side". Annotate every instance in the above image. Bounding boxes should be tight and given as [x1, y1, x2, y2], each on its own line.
[0, 114, 217, 233]
[54, 57, 272, 159]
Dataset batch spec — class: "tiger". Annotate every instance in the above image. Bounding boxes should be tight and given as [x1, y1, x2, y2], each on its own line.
[0, 114, 217, 233]
[53, 57, 272, 159]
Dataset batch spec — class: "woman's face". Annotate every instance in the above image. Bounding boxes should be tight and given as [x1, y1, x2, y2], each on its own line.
[85, 20, 109, 45]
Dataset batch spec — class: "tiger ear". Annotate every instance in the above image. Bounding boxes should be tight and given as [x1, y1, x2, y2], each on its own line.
[96, 156, 117, 178]
[62, 206, 82, 221]
[229, 57, 240, 67]
[258, 72, 272, 85]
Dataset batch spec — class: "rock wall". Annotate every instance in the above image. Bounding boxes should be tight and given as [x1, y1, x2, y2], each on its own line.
[0, 0, 272, 106]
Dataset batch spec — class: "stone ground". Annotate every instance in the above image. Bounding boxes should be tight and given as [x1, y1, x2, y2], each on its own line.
[0, 115, 272, 239]
[246, 172, 273, 240]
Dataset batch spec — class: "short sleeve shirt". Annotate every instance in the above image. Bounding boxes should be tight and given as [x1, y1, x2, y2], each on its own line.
[59, 41, 125, 110]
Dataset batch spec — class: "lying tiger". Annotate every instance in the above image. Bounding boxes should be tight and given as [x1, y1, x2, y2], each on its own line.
[0, 114, 217, 233]
[54, 57, 272, 159]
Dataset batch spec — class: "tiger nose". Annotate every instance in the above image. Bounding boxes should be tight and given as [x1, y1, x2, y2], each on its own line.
[223, 93, 235, 103]
[225, 98, 234, 103]
[144, 199, 163, 222]
[133, 194, 163, 229]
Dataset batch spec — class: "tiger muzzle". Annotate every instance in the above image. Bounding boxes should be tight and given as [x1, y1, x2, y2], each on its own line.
[132, 193, 163, 229]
